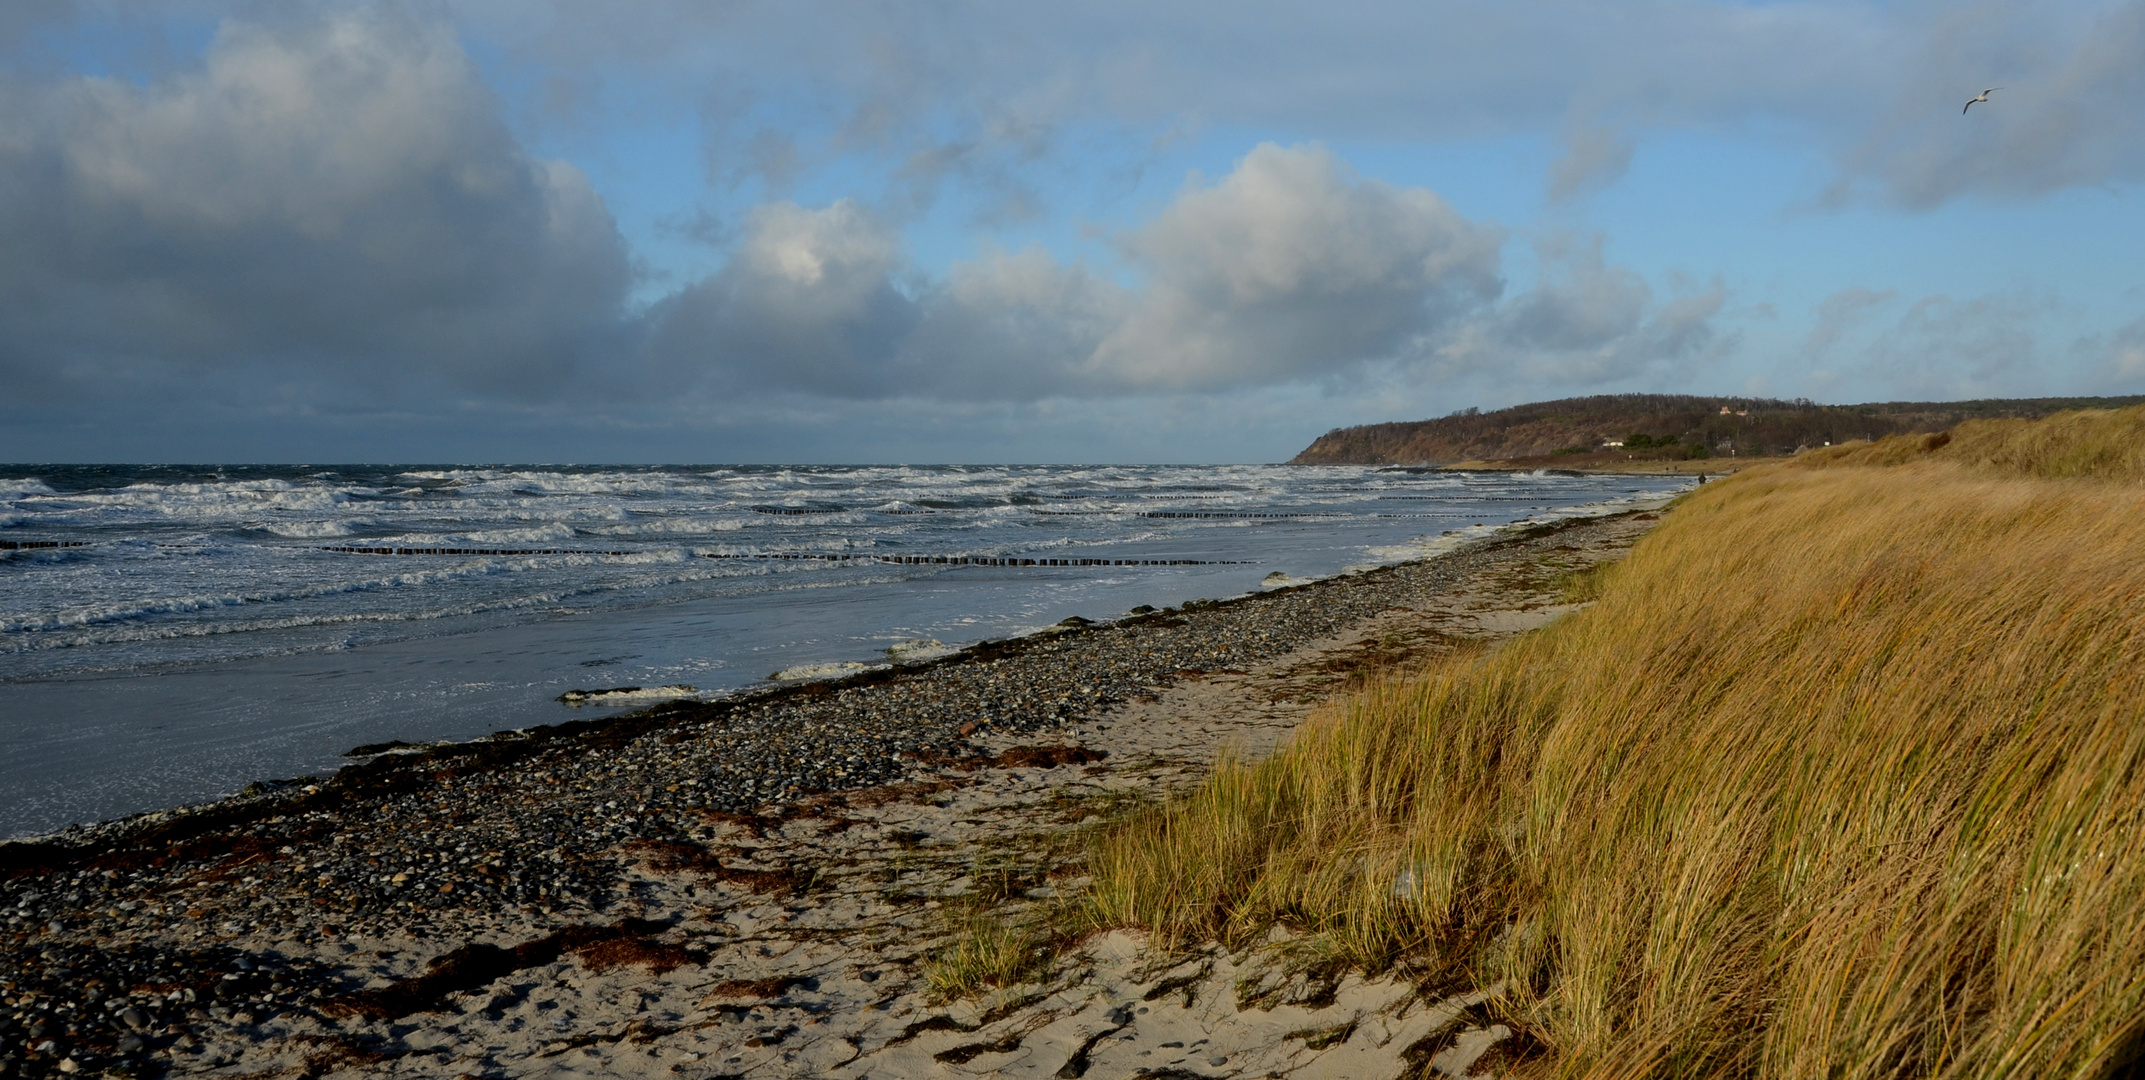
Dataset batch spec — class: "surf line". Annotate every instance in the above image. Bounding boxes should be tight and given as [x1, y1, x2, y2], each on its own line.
[702, 553, 1244, 566]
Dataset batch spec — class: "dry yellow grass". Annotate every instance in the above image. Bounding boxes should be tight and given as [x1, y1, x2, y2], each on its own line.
[1087, 405, 2145, 1077]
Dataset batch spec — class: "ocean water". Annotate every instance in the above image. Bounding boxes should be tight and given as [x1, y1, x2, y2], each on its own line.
[0, 464, 1690, 837]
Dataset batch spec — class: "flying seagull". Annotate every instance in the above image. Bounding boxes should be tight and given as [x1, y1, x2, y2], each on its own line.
[1963, 87, 2001, 113]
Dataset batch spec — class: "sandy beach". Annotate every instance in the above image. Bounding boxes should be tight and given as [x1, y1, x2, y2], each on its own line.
[0, 508, 1663, 1079]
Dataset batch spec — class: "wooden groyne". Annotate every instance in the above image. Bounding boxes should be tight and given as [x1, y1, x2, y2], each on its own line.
[321, 546, 637, 557]
[317, 546, 1238, 566]
[702, 553, 1240, 566]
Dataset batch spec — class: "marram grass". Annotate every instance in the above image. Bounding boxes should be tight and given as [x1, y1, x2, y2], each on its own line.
[1086, 405, 2145, 1078]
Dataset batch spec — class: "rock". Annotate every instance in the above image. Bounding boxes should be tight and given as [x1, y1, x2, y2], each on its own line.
[119, 1007, 148, 1030]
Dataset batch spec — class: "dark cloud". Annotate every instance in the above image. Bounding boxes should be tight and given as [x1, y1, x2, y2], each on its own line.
[897, 247, 1130, 397]
[645, 199, 916, 397]
[0, 7, 632, 406]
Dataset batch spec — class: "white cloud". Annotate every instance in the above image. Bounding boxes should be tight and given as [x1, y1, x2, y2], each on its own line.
[1089, 143, 1504, 389]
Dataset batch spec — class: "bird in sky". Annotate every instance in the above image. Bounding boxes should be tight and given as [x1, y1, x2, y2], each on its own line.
[1963, 87, 2001, 113]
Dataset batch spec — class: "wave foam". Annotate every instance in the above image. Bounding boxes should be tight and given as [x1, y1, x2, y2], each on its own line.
[886, 638, 958, 664]
[768, 660, 883, 682]
[1, 478, 57, 502]
[558, 684, 704, 706]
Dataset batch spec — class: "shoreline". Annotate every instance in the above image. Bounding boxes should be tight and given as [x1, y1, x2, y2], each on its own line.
[0, 504, 1671, 1079]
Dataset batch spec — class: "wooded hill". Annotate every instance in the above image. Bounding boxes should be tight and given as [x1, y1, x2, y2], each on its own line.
[1289, 394, 2145, 465]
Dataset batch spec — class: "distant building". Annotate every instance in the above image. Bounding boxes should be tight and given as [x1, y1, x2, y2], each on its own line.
[1601, 440, 1624, 448]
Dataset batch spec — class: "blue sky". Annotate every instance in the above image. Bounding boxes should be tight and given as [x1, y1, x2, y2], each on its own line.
[2, 0, 2142, 463]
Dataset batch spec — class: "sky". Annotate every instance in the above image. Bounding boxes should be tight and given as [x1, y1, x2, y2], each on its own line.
[2, 1, 2142, 464]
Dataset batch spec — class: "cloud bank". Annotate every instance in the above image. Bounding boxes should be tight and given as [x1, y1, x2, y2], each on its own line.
[0, 9, 1714, 427]
[0, 10, 631, 407]
[647, 145, 1518, 400]
[3, 1, 2141, 461]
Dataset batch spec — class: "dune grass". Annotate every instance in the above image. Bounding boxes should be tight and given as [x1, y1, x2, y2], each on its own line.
[1086, 405, 2145, 1077]
[924, 905, 1056, 1001]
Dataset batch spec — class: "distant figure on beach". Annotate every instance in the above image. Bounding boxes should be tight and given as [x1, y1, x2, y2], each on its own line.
[1963, 87, 2000, 113]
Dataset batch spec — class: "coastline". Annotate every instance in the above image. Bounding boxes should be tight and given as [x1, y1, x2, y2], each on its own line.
[0, 505, 1670, 1079]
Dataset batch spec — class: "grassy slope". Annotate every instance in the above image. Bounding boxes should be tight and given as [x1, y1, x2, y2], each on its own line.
[1090, 405, 2145, 1078]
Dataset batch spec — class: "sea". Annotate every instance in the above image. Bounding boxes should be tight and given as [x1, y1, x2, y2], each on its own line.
[0, 464, 1691, 839]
